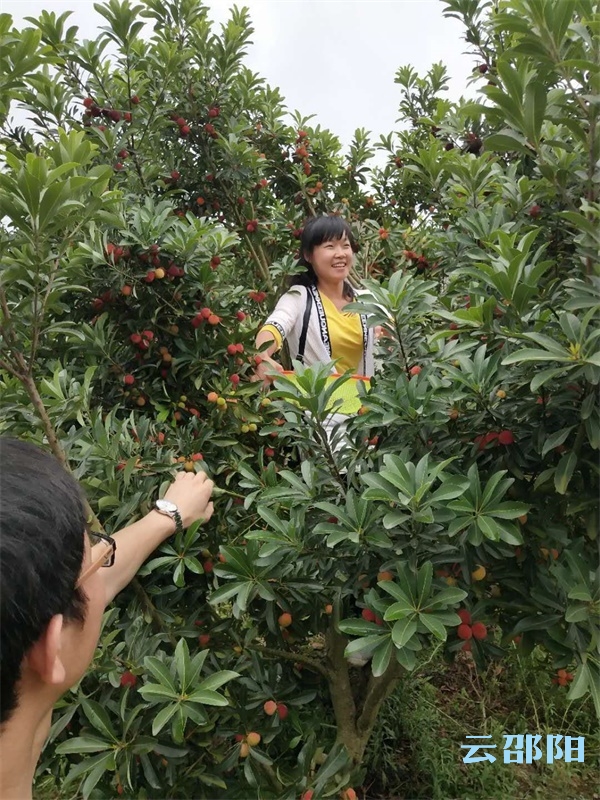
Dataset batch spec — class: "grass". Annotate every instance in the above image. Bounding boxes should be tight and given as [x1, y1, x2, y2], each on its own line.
[362, 645, 599, 800]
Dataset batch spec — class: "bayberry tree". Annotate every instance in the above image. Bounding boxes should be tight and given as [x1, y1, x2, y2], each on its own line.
[0, 0, 598, 797]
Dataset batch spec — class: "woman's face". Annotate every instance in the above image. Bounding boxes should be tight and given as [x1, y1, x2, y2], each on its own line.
[307, 235, 354, 285]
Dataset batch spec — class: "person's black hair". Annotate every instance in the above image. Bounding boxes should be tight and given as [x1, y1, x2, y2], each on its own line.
[0, 438, 87, 726]
[289, 214, 358, 299]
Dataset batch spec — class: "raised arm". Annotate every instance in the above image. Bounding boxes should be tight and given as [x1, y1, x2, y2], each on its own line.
[98, 471, 214, 605]
[253, 288, 305, 385]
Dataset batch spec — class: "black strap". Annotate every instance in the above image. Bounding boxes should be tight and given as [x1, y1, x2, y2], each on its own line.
[296, 289, 313, 364]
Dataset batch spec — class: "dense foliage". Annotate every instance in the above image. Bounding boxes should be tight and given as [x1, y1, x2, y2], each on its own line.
[1, 0, 598, 797]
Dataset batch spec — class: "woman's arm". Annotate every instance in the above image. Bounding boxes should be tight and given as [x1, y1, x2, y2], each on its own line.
[254, 328, 285, 385]
[100, 471, 214, 604]
[253, 288, 305, 384]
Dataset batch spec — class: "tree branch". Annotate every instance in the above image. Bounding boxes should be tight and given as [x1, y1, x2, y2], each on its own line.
[356, 659, 403, 737]
[245, 643, 330, 679]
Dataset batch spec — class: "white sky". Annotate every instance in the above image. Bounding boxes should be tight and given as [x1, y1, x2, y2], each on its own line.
[2, 0, 476, 153]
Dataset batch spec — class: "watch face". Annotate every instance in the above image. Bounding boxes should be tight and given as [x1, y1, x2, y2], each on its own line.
[156, 499, 177, 514]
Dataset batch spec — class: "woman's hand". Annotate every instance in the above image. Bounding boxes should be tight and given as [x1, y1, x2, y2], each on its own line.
[251, 355, 284, 388]
[163, 470, 214, 528]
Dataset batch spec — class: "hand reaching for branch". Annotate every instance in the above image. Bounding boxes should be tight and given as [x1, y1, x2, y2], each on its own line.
[163, 470, 214, 528]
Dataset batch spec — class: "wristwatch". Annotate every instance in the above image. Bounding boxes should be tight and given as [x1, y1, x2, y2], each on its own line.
[154, 499, 184, 535]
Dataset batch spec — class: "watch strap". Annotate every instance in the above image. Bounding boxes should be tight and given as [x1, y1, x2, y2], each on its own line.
[172, 508, 184, 535]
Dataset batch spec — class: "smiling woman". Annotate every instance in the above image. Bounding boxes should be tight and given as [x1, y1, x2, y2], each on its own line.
[254, 214, 376, 383]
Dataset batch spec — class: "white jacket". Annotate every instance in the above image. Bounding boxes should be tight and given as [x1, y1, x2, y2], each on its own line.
[263, 284, 376, 378]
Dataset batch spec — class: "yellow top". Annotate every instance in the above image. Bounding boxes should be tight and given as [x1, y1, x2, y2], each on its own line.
[261, 291, 363, 374]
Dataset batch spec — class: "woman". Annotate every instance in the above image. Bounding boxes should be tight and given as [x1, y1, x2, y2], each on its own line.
[255, 214, 376, 384]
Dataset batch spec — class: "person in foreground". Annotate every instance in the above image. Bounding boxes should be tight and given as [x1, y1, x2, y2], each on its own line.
[0, 437, 214, 800]
[255, 213, 376, 383]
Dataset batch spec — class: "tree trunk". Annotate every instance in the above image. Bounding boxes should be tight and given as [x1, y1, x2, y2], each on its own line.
[326, 625, 403, 765]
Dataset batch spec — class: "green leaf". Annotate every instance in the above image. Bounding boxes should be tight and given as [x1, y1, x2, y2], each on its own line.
[423, 587, 467, 608]
[486, 501, 530, 520]
[523, 78, 546, 145]
[384, 600, 415, 621]
[80, 698, 117, 741]
[208, 581, 248, 605]
[391, 617, 417, 647]
[418, 613, 447, 640]
[152, 703, 179, 736]
[344, 635, 384, 656]
[186, 689, 230, 706]
[554, 451, 577, 495]
[568, 585, 593, 602]
[566, 663, 590, 701]
[195, 670, 239, 692]
[416, 561, 432, 607]
[144, 657, 177, 692]
[174, 638, 192, 692]
[371, 638, 393, 677]
[339, 618, 382, 635]
[313, 743, 352, 794]
[542, 427, 574, 458]
[502, 348, 571, 364]
[484, 131, 532, 155]
[138, 683, 179, 702]
[55, 736, 112, 754]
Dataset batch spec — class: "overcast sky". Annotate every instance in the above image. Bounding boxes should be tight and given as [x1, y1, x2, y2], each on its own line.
[2, 0, 476, 152]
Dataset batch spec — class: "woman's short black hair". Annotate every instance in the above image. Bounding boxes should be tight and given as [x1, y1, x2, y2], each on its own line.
[0, 438, 87, 725]
[289, 214, 358, 297]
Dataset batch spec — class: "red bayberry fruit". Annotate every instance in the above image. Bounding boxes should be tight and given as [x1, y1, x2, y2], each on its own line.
[123, 111, 132, 122]
[457, 624, 473, 640]
[227, 344, 238, 355]
[528, 204, 542, 218]
[457, 609, 471, 625]
[236, 310, 246, 321]
[130, 333, 142, 345]
[361, 608, 376, 622]
[179, 125, 190, 137]
[83, 96, 94, 108]
[263, 700, 277, 716]
[203, 560, 214, 573]
[130, 95, 140, 104]
[142, 330, 154, 341]
[230, 374, 240, 386]
[198, 634, 211, 647]
[471, 622, 487, 640]
[210, 255, 221, 268]
[409, 365, 422, 377]
[120, 671, 137, 688]
[123, 374, 135, 385]
[498, 430, 514, 445]
[276, 703, 288, 720]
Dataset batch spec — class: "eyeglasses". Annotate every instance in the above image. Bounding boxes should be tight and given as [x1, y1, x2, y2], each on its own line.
[76, 531, 116, 588]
